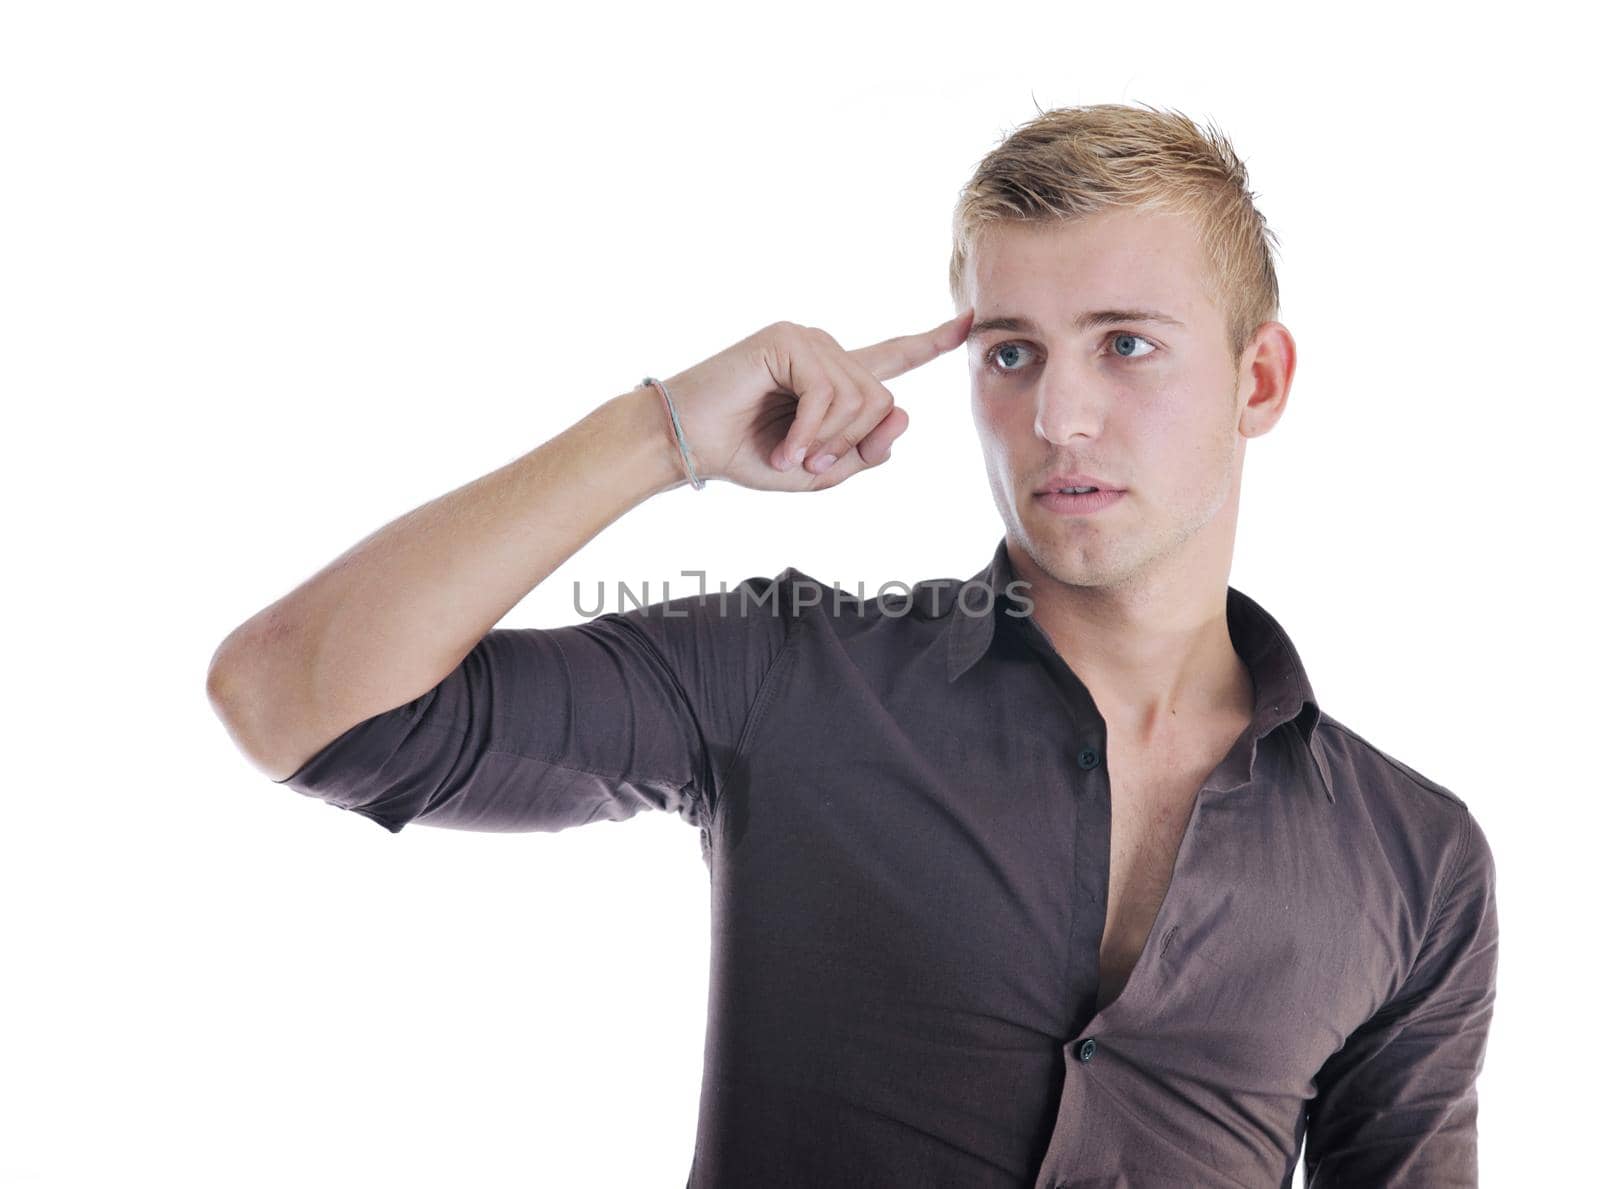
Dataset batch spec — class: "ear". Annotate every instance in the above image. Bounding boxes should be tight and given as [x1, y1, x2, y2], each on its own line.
[1235, 321, 1296, 439]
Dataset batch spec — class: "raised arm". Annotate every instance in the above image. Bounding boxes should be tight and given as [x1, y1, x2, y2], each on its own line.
[205, 313, 972, 794]
[205, 386, 689, 782]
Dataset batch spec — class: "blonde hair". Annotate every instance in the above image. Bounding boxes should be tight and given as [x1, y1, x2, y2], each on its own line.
[948, 101, 1282, 365]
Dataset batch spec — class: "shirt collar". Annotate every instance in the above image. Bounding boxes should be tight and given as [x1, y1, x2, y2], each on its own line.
[944, 536, 1334, 804]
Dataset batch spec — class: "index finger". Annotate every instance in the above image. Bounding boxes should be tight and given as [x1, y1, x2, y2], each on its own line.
[849, 306, 975, 381]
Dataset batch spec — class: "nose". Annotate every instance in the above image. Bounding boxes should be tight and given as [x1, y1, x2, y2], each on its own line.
[1032, 365, 1109, 445]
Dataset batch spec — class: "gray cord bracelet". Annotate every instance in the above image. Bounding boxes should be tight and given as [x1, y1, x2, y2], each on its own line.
[640, 375, 706, 490]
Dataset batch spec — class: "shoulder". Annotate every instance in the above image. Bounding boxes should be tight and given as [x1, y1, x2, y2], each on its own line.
[1314, 710, 1495, 896]
[1317, 710, 1469, 811]
[610, 562, 969, 645]
[756, 564, 976, 625]
[590, 567, 810, 675]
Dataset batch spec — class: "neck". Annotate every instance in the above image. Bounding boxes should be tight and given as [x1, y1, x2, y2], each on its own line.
[1006, 543, 1252, 749]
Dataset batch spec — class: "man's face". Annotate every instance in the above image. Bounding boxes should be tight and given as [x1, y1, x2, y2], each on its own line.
[964, 207, 1266, 593]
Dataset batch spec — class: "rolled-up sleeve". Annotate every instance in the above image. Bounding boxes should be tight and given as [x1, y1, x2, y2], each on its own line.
[1304, 803, 1499, 1186]
[272, 571, 797, 837]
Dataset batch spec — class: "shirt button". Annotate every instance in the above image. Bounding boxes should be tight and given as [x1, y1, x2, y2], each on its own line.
[1076, 747, 1101, 770]
[1076, 1037, 1097, 1062]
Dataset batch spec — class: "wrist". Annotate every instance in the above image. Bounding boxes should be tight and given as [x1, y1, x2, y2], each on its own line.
[607, 385, 698, 497]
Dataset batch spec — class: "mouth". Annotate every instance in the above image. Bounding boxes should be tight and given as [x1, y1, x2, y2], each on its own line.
[1032, 474, 1123, 496]
[1034, 487, 1125, 515]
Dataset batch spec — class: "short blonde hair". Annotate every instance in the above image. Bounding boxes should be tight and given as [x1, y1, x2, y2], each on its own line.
[948, 102, 1282, 365]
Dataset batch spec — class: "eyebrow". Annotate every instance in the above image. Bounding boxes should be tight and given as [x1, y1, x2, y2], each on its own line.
[969, 309, 1185, 337]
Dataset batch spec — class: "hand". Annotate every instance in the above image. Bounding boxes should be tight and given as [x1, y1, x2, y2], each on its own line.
[657, 309, 975, 492]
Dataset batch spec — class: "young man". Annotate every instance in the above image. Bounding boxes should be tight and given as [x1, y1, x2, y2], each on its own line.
[207, 103, 1497, 1187]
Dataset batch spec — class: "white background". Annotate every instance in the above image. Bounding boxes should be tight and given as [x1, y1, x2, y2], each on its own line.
[4, 1, 1592, 1185]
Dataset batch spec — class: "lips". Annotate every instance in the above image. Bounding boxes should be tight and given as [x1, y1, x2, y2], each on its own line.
[1034, 473, 1121, 494]
[1035, 487, 1125, 515]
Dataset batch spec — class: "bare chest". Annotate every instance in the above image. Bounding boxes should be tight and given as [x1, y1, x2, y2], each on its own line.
[1094, 723, 1247, 1012]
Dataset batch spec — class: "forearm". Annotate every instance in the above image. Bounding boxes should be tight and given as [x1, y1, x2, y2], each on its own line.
[207, 385, 687, 781]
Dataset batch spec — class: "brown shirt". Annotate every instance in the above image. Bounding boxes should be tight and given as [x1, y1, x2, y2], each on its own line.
[276, 535, 1498, 1187]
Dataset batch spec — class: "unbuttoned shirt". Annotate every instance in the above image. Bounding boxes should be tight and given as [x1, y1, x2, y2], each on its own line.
[275, 536, 1498, 1188]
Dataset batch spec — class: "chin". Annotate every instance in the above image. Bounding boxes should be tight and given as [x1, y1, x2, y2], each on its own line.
[1021, 519, 1136, 588]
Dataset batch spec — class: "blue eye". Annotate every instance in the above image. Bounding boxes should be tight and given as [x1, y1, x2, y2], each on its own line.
[981, 331, 1158, 376]
[986, 342, 1037, 373]
[1108, 332, 1156, 360]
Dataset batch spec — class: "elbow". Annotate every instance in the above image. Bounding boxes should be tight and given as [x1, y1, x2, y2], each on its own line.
[207, 628, 272, 773]
[206, 627, 250, 727]
[207, 611, 274, 724]
[205, 614, 313, 781]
